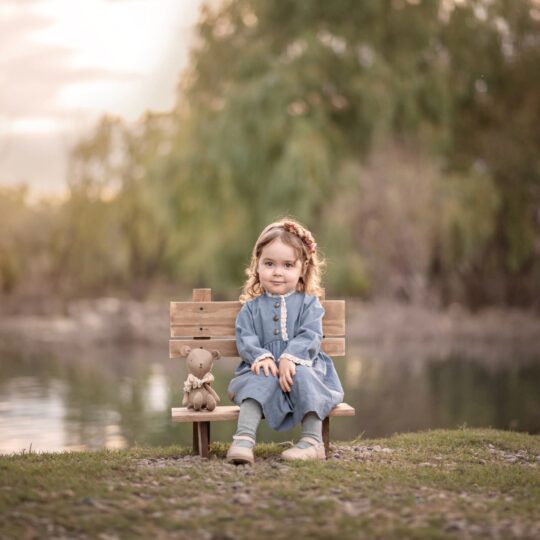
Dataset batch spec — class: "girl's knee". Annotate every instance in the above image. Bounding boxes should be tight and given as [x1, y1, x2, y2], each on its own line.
[242, 372, 281, 401]
[290, 366, 320, 399]
[293, 365, 318, 385]
[254, 371, 281, 389]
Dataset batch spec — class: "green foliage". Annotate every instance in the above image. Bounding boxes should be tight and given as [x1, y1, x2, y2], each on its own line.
[1, 0, 539, 306]
[0, 186, 28, 293]
[51, 114, 179, 298]
[0, 186, 60, 299]
[168, 0, 540, 303]
[437, 171, 500, 266]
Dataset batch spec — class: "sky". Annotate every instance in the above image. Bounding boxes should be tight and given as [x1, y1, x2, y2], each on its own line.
[0, 0, 210, 198]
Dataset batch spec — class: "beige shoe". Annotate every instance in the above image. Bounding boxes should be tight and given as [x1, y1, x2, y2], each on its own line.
[226, 435, 255, 465]
[281, 436, 326, 461]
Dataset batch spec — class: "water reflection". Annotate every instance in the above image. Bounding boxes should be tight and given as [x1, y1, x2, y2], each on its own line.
[0, 342, 538, 454]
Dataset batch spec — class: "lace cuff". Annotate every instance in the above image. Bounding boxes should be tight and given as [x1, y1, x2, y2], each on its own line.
[253, 353, 275, 365]
[280, 353, 313, 367]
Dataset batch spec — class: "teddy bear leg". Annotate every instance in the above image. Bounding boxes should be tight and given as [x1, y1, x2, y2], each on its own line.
[206, 394, 216, 412]
[192, 390, 203, 411]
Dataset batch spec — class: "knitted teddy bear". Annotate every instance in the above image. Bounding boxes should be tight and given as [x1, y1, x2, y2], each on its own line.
[181, 346, 221, 411]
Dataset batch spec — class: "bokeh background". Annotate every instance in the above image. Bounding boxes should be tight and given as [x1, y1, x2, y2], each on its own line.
[1, 0, 540, 453]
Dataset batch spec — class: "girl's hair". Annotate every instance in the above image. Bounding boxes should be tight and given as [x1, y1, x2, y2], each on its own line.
[240, 217, 325, 303]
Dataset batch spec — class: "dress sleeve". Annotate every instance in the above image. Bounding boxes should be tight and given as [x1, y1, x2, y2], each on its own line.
[236, 302, 275, 365]
[279, 296, 324, 368]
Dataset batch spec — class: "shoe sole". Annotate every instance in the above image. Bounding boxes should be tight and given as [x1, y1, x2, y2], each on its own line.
[226, 450, 254, 465]
[227, 456, 254, 465]
[280, 448, 327, 461]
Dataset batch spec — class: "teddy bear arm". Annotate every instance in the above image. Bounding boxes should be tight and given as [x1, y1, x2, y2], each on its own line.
[204, 384, 220, 403]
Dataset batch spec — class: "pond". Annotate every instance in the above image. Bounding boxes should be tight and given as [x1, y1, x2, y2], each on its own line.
[1, 339, 539, 454]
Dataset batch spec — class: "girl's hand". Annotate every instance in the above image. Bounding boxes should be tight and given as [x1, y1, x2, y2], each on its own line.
[251, 357, 278, 377]
[278, 357, 296, 392]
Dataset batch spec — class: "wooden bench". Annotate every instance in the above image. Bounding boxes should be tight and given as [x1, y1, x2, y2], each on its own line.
[170, 288, 355, 458]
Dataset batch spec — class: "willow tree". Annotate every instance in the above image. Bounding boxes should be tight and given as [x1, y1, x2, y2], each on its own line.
[54, 0, 540, 304]
[58, 114, 178, 298]
[165, 0, 540, 304]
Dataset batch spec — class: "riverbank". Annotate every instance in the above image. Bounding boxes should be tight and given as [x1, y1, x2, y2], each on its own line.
[1, 298, 540, 366]
[1, 428, 539, 539]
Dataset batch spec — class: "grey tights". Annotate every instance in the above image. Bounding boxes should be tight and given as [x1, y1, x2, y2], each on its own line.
[233, 401, 323, 449]
[296, 412, 323, 448]
[233, 398, 263, 448]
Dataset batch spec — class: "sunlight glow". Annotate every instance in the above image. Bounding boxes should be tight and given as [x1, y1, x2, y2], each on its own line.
[0, 0, 207, 193]
[8, 117, 64, 135]
[31, 0, 175, 74]
[26, 0, 202, 118]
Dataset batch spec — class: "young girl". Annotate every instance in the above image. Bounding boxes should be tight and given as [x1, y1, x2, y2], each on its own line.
[226, 218, 344, 464]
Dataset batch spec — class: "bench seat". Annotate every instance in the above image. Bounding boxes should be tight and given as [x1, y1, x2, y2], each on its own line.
[172, 402, 355, 422]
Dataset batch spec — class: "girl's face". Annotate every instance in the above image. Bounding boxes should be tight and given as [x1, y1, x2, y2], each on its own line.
[257, 238, 306, 295]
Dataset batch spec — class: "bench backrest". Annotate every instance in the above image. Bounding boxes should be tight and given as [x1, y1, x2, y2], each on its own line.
[170, 288, 346, 359]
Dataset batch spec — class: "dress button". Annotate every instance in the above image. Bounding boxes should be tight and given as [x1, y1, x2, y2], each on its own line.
[274, 302, 280, 308]
[273, 328, 279, 335]
[273, 315, 279, 322]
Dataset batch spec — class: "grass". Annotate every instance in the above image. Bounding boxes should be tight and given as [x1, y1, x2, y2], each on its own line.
[1, 428, 539, 539]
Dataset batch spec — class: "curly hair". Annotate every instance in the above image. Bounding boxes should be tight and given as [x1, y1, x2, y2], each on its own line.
[239, 217, 325, 303]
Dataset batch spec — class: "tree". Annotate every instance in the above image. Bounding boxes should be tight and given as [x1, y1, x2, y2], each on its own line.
[166, 0, 540, 305]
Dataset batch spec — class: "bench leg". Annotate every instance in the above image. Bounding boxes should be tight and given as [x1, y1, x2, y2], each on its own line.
[192, 423, 199, 455]
[199, 422, 210, 458]
[193, 422, 210, 458]
[322, 417, 330, 458]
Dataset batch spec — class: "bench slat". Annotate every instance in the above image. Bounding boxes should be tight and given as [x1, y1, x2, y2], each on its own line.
[171, 403, 355, 422]
[170, 337, 345, 358]
[170, 300, 345, 338]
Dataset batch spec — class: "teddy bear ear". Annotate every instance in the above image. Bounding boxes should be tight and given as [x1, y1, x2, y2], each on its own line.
[180, 345, 192, 357]
[211, 349, 221, 360]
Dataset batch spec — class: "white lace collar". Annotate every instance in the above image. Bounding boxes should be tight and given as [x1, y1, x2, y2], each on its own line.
[264, 290, 296, 298]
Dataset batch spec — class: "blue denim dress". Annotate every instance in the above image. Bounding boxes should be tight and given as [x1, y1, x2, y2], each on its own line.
[227, 290, 344, 431]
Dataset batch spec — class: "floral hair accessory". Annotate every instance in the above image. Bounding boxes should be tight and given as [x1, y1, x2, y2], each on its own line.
[282, 221, 317, 254]
[305, 239, 317, 254]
